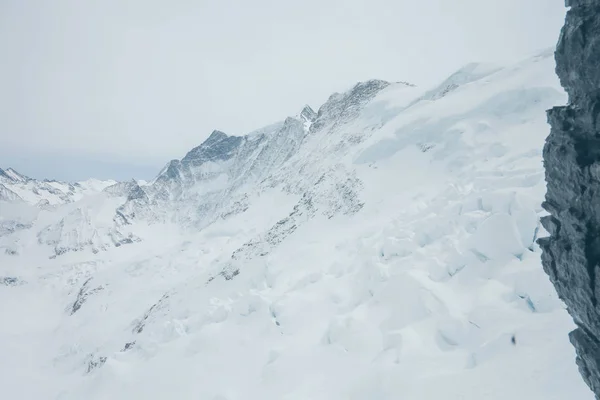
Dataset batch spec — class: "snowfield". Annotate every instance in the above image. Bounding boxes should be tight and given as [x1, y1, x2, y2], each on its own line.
[0, 49, 594, 399]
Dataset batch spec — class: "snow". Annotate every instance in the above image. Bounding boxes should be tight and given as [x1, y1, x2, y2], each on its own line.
[0, 184, 23, 202]
[4, 167, 28, 182]
[0, 50, 594, 399]
[76, 178, 118, 193]
[0, 173, 116, 206]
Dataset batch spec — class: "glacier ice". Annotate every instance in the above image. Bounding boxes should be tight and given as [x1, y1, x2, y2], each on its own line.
[0, 50, 594, 399]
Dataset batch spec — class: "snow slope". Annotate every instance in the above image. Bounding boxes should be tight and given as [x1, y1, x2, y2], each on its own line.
[0, 168, 116, 206]
[0, 49, 593, 399]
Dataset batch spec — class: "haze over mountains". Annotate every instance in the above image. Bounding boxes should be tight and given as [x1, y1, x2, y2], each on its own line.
[0, 49, 594, 399]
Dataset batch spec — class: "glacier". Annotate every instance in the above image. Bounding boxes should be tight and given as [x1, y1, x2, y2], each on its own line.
[0, 49, 594, 399]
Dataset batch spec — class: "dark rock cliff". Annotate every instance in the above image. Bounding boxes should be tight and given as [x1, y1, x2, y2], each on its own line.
[539, 0, 600, 397]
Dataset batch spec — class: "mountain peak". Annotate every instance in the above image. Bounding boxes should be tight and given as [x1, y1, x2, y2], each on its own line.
[311, 79, 392, 132]
[0, 51, 588, 399]
[299, 105, 317, 125]
[352, 79, 390, 91]
[0, 167, 29, 183]
[181, 130, 244, 165]
[155, 159, 182, 181]
[206, 130, 229, 142]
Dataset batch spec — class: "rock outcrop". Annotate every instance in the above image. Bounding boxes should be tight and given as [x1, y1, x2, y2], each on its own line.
[539, 1, 600, 397]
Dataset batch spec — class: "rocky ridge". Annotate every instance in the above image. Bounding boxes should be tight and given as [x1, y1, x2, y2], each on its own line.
[539, 0, 600, 397]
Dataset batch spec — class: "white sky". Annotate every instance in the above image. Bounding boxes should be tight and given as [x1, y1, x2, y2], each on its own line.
[0, 0, 566, 181]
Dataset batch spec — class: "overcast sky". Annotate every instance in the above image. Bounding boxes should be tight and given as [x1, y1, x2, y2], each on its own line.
[0, 0, 566, 181]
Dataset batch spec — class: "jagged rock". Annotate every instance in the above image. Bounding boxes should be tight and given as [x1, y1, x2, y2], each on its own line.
[0, 167, 29, 183]
[1, 276, 25, 286]
[155, 160, 182, 183]
[311, 79, 390, 132]
[3, 248, 18, 256]
[121, 341, 136, 351]
[112, 78, 394, 232]
[299, 104, 317, 127]
[70, 278, 104, 315]
[85, 354, 107, 373]
[181, 130, 243, 166]
[127, 182, 148, 202]
[132, 294, 170, 334]
[104, 180, 142, 198]
[539, 1, 600, 397]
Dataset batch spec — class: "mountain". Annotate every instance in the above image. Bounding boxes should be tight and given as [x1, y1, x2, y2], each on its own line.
[0, 167, 116, 206]
[0, 183, 22, 202]
[0, 50, 594, 399]
[541, 0, 600, 397]
[0, 167, 28, 183]
[0, 171, 121, 256]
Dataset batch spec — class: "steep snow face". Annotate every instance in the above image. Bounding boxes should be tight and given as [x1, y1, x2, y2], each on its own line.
[0, 50, 594, 399]
[419, 62, 501, 101]
[0, 184, 23, 202]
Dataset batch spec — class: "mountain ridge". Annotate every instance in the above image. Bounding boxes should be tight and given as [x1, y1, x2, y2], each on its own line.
[0, 50, 595, 399]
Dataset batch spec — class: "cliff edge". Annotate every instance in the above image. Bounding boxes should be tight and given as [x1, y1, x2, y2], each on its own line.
[540, 1, 600, 397]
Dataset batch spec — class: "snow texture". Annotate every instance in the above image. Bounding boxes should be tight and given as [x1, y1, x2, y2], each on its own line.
[0, 50, 593, 399]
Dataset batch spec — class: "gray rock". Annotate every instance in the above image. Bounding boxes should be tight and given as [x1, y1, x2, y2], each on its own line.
[70, 278, 104, 315]
[299, 105, 317, 124]
[85, 354, 107, 373]
[0, 167, 29, 183]
[181, 130, 244, 166]
[311, 79, 390, 132]
[539, 1, 600, 397]
[1, 276, 25, 286]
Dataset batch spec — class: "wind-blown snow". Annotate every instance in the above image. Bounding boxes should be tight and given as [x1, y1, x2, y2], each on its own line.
[0, 50, 593, 399]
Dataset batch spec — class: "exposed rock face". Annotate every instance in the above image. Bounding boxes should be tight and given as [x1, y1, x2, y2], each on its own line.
[299, 105, 317, 125]
[311, 79, 390, 132]
[181, 130, 244, 166]
[0, 167, 28, 183]
[539, 1, 600, 397]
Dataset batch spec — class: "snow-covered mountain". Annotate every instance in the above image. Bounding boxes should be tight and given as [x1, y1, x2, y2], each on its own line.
[0, 49, 594, 399]
[0, 167, 116, 205]
[0, 170, 121, 256]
